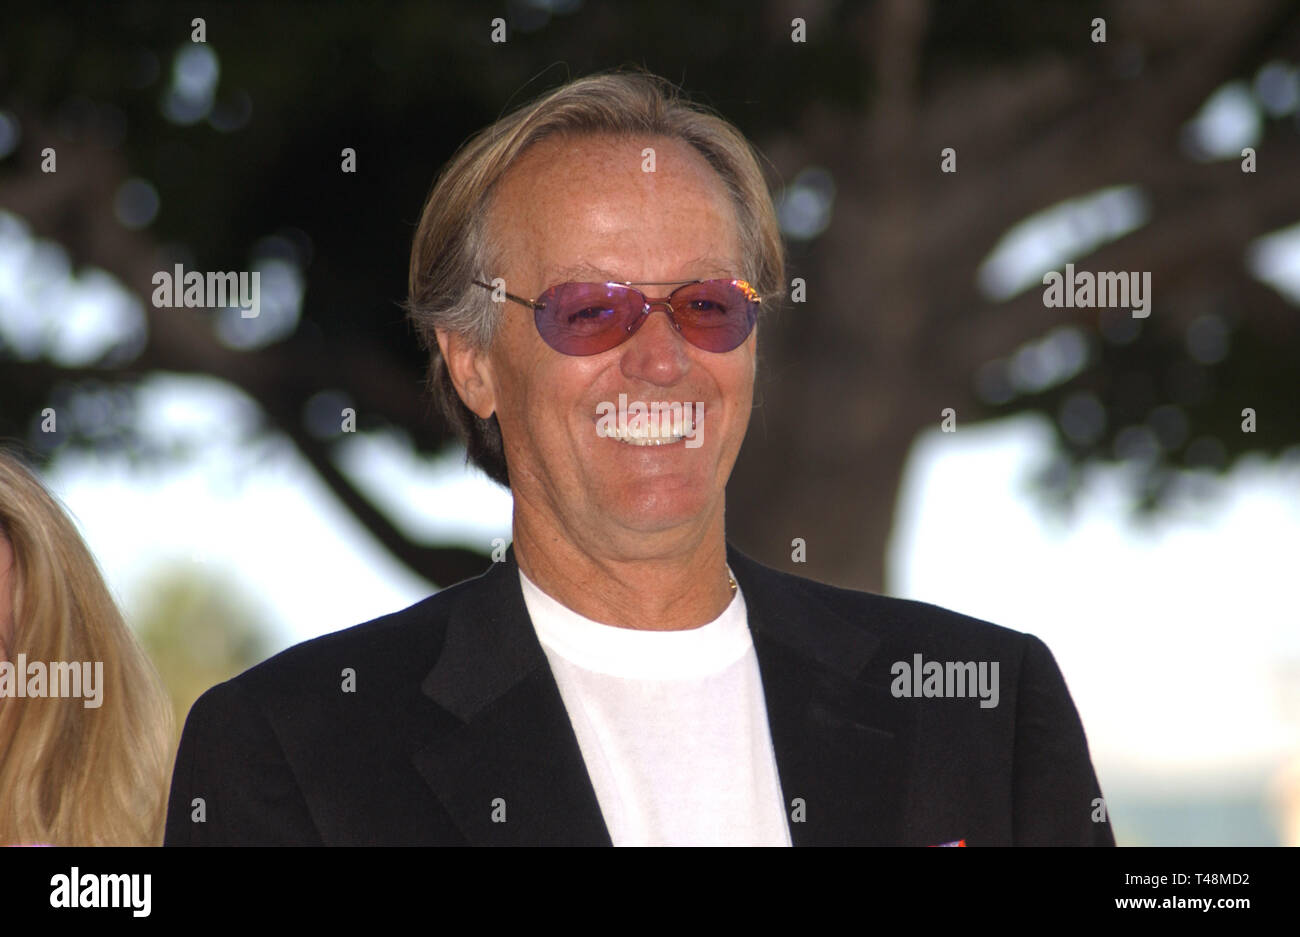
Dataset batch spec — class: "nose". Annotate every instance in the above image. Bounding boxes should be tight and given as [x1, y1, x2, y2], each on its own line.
[619, 300, 690, 387]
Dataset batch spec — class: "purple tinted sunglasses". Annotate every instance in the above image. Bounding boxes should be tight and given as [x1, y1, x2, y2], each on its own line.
[471, 278, 761, 356]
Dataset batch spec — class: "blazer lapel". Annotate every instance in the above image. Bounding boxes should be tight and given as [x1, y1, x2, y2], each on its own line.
[411, 549, 611, 845]
[729, 545, 909, 846]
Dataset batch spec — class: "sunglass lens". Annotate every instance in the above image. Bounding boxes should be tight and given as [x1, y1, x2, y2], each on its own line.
[671, 280, 758, 352]
[535, 283, 640, 356]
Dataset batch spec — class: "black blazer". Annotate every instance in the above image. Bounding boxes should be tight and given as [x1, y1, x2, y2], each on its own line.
[164, 544, 1114, 846]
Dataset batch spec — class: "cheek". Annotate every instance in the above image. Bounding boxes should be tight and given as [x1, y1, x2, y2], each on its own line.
[726, 370, 756, 441]
[493, 347, 596, 434]
[487, 327, 546, 418]
[721, 354, 756, 401]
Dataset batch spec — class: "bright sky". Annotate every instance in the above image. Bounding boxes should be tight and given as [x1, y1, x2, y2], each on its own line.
[891, 417, 1300, 794]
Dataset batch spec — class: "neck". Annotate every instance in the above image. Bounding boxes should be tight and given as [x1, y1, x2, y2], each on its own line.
[512, 513, 733, 632]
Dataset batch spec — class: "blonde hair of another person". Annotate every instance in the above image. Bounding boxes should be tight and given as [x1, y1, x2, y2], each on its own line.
[0, 451, 173, 845]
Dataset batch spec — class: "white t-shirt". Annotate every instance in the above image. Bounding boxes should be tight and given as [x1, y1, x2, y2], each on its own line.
[519, 567, 792, 846]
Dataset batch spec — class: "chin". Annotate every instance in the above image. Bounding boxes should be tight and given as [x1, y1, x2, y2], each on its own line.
[605, 487, 712, 532]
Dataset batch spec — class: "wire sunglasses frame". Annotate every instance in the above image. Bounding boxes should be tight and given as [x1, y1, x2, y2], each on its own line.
[470, 277, 762, 356]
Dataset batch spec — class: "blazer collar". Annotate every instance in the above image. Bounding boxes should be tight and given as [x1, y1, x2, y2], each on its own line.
[414, 543, 904, 845]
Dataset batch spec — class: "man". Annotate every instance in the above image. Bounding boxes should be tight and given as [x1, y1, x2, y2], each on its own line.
[165, 70, 1113, 846]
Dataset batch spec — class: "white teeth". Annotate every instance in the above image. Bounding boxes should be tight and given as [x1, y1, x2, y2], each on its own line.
[613, 433, 683, 446]
[603, 417, 695, 445]
[606, 427, 685, 444]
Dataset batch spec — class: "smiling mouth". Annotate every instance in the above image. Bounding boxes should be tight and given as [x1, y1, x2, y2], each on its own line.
[597, 411, 701, 446]
[604, 415, 697, 446]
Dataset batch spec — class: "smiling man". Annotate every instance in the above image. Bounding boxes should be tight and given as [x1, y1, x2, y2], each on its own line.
[165, 70, 1113, 846]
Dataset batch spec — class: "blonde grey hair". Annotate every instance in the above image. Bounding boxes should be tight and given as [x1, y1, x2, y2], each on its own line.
[0, 450, 173, 845]
[405, 68, 785, 487]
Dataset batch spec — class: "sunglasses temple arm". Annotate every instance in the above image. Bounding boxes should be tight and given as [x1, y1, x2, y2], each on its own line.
[472, 279, 540, 309]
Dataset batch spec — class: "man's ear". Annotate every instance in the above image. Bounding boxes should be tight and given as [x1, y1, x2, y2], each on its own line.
[436, 328, 497, 420]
